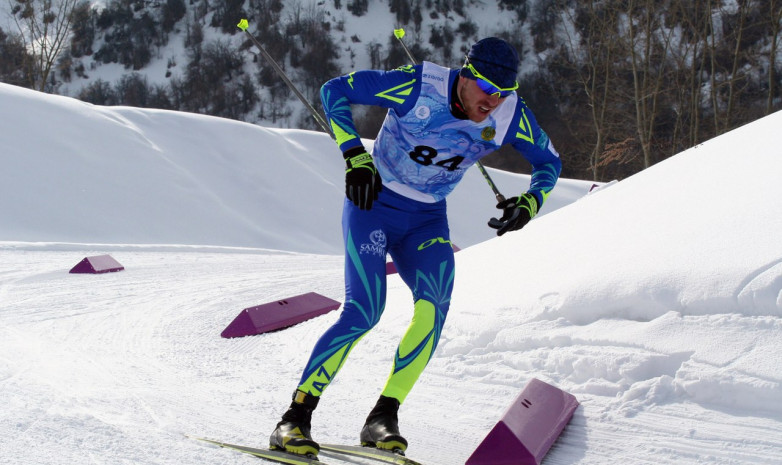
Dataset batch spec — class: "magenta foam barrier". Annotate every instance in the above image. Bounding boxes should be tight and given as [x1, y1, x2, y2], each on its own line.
[465, 378, 579, 465]
[221, 292, 341, 338]
[69, 254, 125, 274]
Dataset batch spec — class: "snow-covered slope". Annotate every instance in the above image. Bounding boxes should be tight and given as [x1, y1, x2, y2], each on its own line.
[0, 83, 592, 252]
[1, 84, 781, 465]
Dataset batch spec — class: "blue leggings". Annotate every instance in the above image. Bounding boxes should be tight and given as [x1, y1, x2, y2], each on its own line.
[297, 188, 455, 403]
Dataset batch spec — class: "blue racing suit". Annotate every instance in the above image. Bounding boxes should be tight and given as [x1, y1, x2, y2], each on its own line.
[296, 62, 561, 403]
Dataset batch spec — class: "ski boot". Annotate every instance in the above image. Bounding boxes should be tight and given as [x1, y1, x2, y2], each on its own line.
[269, 390, 320, 458]
[359, 395, 408, 454]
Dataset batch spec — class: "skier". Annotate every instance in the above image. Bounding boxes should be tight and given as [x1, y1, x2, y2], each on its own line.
[270, 37, 562, 457]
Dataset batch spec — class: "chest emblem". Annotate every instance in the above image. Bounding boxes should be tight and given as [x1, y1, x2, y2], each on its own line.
[481, 126, 496, 141]
[415, 105, 431, 120]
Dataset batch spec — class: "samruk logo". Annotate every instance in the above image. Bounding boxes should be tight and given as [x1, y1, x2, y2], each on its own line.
[360, 229, 387, 257]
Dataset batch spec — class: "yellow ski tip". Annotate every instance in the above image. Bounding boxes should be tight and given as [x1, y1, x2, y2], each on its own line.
[237, 19, 249, 31]
[394, 28, 405, 39]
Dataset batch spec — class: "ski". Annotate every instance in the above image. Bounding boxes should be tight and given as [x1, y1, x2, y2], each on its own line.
[187, 435, 328, 465]
[320, 444, 425, 465]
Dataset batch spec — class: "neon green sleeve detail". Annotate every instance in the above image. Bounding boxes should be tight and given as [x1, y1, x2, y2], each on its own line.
[330, 118, 358, 147]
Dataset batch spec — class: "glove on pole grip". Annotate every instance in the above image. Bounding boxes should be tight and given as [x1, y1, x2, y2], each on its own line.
[488, 193, 539, 236]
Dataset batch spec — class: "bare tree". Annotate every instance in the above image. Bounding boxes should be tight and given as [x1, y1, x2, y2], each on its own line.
[705, 0, 754, 134]
[722, 0, 752, 133]
[671, 0, 713, 148]
[665, 0, 696, 154]
[766, 0, 782, 114]
[559, 1, 623, 179]
[623, 0, 674, 169]
[8, 0, 81, 92]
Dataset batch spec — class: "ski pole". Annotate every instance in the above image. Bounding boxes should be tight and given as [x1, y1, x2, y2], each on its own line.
[237, 19, 331, 136]
[393, 29, 417, 65]
[393, 28, 506, 203]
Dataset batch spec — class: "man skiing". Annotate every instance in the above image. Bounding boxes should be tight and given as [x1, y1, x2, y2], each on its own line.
[270, 37, 562, 457]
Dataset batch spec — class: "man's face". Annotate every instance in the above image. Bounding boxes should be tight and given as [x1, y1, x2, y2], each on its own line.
[456, 76, 507, 123]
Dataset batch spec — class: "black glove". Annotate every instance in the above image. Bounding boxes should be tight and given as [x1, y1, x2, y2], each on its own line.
[488, 193, 539, 236]
[343, 147, 382, 210]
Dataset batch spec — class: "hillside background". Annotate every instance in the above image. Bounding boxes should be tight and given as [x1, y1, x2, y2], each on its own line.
[1, 0, 781, 181]
[2, 81, 782, 465]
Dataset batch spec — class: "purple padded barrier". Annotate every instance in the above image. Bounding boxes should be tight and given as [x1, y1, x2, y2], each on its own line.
[465, 378, 579, 465]
[386, 243, 461, 275]
[69, 255, 125, 274]
[221, 292, 341, 338]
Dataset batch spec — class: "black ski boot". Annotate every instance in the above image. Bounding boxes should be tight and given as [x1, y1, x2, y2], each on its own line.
[269, 390, 320, 457]
[359, 395, 408, 453]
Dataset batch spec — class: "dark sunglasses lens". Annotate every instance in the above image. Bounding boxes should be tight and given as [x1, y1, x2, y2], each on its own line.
[476, 78, 511, 97]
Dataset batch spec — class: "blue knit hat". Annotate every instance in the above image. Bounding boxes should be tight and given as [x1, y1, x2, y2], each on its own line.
[459, 37, 520, 89]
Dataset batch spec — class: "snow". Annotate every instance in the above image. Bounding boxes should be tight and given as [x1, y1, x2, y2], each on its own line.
[1, 81, 781, 465]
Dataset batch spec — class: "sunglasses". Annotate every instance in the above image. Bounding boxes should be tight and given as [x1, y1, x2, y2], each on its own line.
[463, 59, 519, 98]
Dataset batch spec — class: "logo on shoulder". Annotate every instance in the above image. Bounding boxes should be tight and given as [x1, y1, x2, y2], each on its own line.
[360, 229, 387, 257]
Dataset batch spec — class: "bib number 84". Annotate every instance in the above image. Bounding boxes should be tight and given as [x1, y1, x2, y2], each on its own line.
[409, 145, 464, 172]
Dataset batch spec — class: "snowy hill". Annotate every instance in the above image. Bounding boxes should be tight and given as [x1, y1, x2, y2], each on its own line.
[0, 83, 592, 252]
[1, 84, 782, 465]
